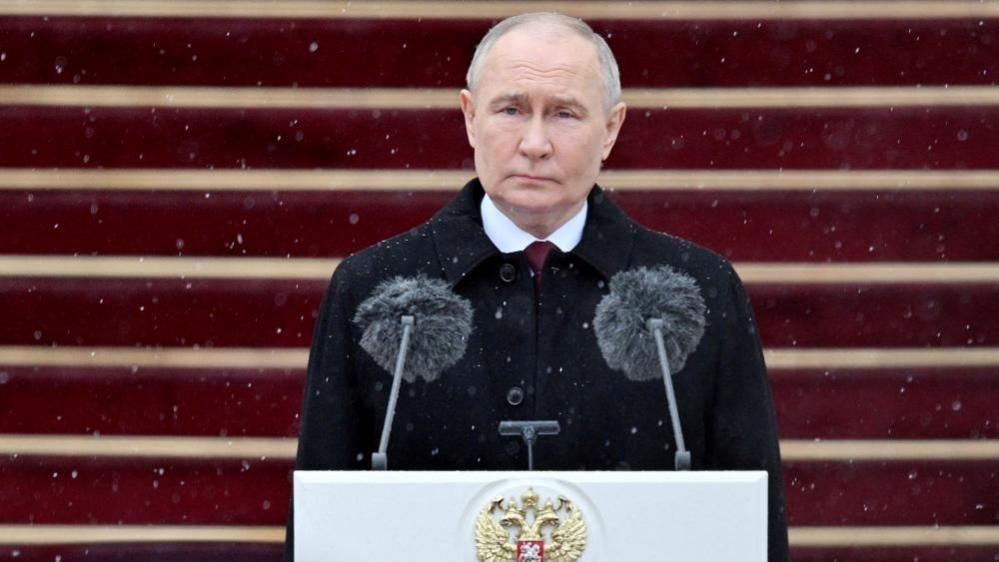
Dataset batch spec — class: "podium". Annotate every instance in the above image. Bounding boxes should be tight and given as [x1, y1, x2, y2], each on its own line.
[294, 470, 767, 561]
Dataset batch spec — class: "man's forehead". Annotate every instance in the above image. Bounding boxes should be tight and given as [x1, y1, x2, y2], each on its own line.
[486, 26, 600, 75]
[476, 33, 602, 98]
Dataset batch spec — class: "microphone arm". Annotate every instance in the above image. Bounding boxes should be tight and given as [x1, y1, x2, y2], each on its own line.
[498, 420, 561, 470]
[648, 318, 692, 471]
[371, 315, 414, 470]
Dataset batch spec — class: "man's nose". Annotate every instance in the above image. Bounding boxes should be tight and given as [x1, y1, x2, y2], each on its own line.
[518, 115, 552, 160]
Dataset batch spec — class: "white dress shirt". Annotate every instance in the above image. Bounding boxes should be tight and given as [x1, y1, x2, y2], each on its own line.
[480, 194, 588, 254]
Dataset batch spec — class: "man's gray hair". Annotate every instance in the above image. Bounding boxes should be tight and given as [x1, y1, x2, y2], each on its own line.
[465, 12, 622, 111]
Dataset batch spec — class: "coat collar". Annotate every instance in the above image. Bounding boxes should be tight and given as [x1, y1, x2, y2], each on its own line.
[574, 184, 639, 279]
[431, 178, 637, 285]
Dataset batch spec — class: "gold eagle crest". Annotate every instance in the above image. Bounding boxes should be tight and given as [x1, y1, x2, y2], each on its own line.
[474, 487, 587, 562]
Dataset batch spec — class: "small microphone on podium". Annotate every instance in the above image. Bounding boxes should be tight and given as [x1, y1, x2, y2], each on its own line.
[354, 275, 473, 470]
[593, 265, 707, 470]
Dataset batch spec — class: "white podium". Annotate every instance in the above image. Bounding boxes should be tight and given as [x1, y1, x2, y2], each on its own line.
[294, 470, 767, 561]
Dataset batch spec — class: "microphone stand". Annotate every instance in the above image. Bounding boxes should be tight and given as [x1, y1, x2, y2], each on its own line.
[371, 315, 414, 470]
[648, 318, 692, 470]
[498, 420, 560, 470]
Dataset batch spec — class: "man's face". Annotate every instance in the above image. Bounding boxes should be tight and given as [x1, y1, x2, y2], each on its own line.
[460, 27, 626, 231]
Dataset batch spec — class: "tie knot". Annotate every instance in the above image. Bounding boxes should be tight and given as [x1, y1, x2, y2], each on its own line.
[525, 241, 556, 278]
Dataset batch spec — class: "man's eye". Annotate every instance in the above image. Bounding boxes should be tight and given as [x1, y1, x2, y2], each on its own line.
[501, 107, 519, 115]
[556, 110, 576, 119]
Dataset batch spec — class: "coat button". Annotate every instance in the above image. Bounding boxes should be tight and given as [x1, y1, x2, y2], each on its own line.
[506, 386, 524, 406]
[499, 263, 517, 283]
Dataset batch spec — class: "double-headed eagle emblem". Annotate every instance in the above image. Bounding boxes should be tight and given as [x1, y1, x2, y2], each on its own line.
[474, 488, 587, 562]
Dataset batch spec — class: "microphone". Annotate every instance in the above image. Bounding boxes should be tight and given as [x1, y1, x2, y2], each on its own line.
[353, 275, 474, 469]
[592, 265, 707, 470]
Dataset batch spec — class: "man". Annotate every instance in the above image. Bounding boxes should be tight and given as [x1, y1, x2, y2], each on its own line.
[287, 12, 789, 561]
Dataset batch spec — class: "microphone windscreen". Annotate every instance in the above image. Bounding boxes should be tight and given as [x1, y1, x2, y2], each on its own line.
[593, 265, 707, 381]
[354, 275, 474, 383]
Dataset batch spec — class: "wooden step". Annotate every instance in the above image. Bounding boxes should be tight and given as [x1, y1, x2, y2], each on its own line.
[0, 15, 995, 88]
[2, 277, 997, 348]
[2, 188, 998, 261]
[1, 453, 996, 526]
[2, 106, 997, 169]
[2, 365, 997, 439]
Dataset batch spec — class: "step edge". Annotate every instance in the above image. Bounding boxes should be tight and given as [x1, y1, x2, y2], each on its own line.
[2, 1, 999, 20]
[5, 85, 999, 109]
[0, 434, 996, 461]
[5, 169, 999, 191]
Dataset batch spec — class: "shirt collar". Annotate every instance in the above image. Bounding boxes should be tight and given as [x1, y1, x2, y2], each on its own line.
[480, 194, 587, 253]
[431, 178, 636, 286]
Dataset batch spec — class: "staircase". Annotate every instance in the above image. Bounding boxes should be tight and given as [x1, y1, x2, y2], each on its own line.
[1, 1, 997, 560]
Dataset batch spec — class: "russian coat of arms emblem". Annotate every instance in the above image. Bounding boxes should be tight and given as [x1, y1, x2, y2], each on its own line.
[474, 487, 587, 562]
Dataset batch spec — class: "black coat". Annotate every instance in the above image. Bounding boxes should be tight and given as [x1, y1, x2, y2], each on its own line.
[287, 179, 790, 561]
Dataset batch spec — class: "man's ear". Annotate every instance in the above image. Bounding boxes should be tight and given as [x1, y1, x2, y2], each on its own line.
[601, 101, 627, 161]
[459, 89, 476, 149]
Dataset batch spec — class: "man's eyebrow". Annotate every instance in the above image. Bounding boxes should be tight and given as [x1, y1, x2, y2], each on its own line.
[487, 93, 527, 107]
[550, 96, 590, 116]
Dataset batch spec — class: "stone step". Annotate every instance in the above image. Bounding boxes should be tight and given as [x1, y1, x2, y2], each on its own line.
[0, 542, 284, 562]
[1, 365, 996, 439]
[2, 277, 997, 348]
[2, 542, 997, 562]
[0, 15, 995, 88]
[1, 454, 995, 526]
[1, 105, 996, 169]
[2, 187, 997, 261]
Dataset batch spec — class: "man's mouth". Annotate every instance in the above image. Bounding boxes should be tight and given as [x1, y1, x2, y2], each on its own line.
[511, 174, 556, 183]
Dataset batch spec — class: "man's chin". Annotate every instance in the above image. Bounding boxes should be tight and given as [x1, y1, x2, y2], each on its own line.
[499, 199, 579, 228]
[494, 192, 561, 215]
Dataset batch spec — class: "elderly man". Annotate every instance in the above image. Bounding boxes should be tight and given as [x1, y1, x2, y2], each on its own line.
[287, 12, 789, 561]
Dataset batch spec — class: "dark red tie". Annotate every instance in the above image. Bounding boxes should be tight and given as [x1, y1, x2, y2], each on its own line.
[525, 241, 555, 291]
